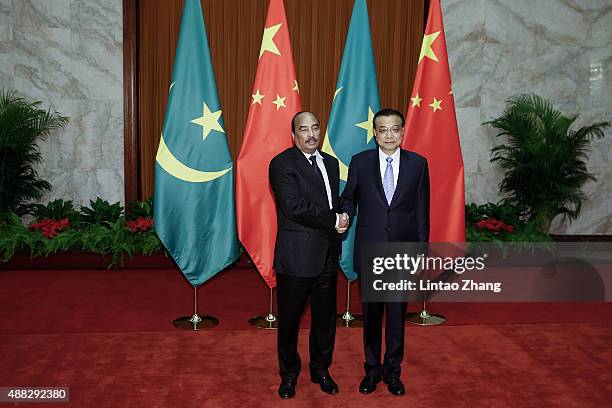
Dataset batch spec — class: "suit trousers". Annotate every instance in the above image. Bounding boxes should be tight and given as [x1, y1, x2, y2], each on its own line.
[362, 301, 407, 378]
[276, 250, 337, 381]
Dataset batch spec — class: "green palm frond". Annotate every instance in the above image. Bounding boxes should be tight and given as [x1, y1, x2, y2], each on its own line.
[0, 89, 69, 215]
[483, 94, 609, 232]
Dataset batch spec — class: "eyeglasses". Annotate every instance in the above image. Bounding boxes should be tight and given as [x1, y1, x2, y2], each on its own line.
[376, 126, 402, 136]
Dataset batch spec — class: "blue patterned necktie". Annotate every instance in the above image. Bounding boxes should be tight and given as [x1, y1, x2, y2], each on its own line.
[383, 156, 394, 205]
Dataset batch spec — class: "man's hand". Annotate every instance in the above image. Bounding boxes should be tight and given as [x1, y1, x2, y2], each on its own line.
[336, 212, 349, 233]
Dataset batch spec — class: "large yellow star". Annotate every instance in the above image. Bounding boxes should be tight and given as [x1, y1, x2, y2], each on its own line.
[259, 23, 282, 59]
[419, 31, 440, 63]
[411, 93, 422, 108]
[252, 89, 264, 105]
[272, 94, 286, 110]
[355, 107, 376, 143]
[190, 102, 224, 141]
[429, 97, 442, 112]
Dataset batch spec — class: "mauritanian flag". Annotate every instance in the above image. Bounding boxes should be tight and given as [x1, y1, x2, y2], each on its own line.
[322, 0, 380, 281]
[154, 0, 239, 286]
[402, 0, 465, 242]
[236, 0, 301, 288]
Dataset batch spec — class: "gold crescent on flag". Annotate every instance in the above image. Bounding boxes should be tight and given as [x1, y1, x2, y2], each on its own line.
[156, 133, 231, 182]
[321, 87, 349, 181]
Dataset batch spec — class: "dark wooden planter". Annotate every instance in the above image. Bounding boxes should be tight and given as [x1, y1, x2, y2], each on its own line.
[1, 251, 255, 271]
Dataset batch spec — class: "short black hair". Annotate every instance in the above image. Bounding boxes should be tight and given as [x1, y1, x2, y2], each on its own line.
[373, 108, 405, 129]
[291, 111, 318, 133]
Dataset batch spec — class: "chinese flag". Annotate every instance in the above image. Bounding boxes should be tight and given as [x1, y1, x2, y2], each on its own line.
[236, 0, 301, 288]
[402, 0, 465, 242]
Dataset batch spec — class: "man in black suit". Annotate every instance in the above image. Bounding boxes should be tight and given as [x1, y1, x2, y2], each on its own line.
[340, 108, 430, 397]
[269, 111, 348, 399]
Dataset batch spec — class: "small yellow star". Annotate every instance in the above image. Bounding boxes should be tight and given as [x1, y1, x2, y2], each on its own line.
[419, 31, 440, 63]
[410, 93, 422, 108]
[355, 107, 376, 143]
[272, 94, 286, 110]
[292, 80, 299, 94]
[190, 102, 225, 141]
[252, 89, 264, 105]
[449, 84, 453, 94]
[429, 97, 442, 112]
[259, 23, 282, 59]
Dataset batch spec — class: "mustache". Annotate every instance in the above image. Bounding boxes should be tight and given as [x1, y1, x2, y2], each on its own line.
[305, 137, 318, 143]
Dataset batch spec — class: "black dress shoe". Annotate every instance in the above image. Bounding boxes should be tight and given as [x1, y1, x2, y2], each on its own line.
[311, 375, 339, 394]
[278, 378, 296, 399]
[383, 376, 405, 396]
[359, 375, 382, 394]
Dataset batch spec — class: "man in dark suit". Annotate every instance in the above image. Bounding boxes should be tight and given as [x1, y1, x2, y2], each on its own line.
[340, 108, 430, 397]
[269, 111, 348, 399]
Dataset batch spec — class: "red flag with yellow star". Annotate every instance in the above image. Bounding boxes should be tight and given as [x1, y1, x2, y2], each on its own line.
[402, 0, 465, 242]
[236, 0, 301, 288]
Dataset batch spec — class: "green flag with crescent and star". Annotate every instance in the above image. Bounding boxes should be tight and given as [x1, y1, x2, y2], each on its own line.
[322, 0, 380, 281]
[154, 0, 239, 286]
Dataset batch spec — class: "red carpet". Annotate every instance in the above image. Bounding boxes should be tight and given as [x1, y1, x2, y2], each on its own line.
[1, 324, 611, 407]
[1, 268, 611, 334]
[1, 267, 611, 407]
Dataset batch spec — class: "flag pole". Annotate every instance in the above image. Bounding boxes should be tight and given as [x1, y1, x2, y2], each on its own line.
[249, 287, 278, 329]
[173, 286, 219, 330]
[336, 279, 363, 327]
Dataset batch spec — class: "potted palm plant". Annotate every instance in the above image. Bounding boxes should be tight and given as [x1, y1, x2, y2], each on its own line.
[483, 94, 609, 234]
[0, 89, 69, 219]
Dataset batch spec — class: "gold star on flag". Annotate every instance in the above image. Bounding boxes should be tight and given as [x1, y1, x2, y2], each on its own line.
[292, 80, 299, 93]
[252, 89, 264, 105]
[429, 97, 442, 112]
[272, 94, 286, 110]
[355, 107, 376, 143]
[190, 102, 225, 141]
[259, 23, 282, 59]
[449, 83, 453, 94]
[419, 31, 440, 63]
[411, 93, 422, 108]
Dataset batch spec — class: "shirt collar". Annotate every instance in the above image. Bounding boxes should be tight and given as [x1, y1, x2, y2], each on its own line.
[300, 149, 323, 160]
[378, 147, 400, 163]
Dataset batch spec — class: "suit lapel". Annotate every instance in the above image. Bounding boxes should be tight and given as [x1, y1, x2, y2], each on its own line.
[292, 147, 328, 204]
[390, 149, 409, 207]
[369, 149, 387, 206]
[322, 154, 339, 208]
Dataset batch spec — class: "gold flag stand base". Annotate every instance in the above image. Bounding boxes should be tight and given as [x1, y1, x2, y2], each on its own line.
[173, 313, 219, 330]
[336, 311, 363, 327]
[249, 313, 278, 330]
[249, 288, 278, 329]
[406, 309, 446, 326]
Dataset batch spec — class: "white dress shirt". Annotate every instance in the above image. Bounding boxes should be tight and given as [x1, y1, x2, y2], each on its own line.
[378, 147, 400, 189]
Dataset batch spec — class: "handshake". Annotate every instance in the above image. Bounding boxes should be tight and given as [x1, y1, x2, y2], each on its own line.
[336, 212, 350, 234]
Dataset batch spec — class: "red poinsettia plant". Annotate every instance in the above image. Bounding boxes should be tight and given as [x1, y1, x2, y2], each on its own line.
[126, 216, 154, 233]
[475, 218, 514, 234]
[30, 218, 70, 239]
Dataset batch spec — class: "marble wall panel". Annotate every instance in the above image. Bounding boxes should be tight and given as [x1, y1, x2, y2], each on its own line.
[0, 0, 11, 42]
[442, 0, 611, 233]
[13, 0, 70, 29]
[4, 0, 124, 207]
[484, 0, 536, 45]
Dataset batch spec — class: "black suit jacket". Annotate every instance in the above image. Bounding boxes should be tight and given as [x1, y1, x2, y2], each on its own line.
[269, 146, 341, 278]
[340, 148, 430, 274]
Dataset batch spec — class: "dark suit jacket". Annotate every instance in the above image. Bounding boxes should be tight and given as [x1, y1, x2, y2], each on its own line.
[269, 146, 341, 278]
[340, 148, 430, 274]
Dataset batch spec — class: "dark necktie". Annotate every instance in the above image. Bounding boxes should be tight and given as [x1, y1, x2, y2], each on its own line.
[309, 155, 327, 196]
